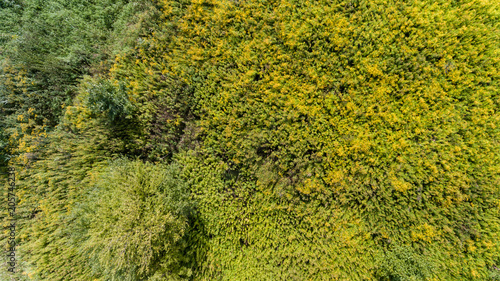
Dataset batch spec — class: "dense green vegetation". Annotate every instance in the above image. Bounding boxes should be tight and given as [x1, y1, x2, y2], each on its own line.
[2, 0, 500, 280]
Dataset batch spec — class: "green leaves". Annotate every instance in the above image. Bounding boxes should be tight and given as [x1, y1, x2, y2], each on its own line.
[377, 245, 435, 281]
[85, 79, 135, 123]
[76, 158, 194, 280]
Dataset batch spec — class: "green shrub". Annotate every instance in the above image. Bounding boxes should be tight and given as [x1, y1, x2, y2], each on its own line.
[85, 79, 135, 123]
[377, 245, 434, 281]
[76, 158, 195, 280]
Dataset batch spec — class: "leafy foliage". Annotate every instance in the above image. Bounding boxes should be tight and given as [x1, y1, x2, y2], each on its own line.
[377, 245, 435, 281]
[75, 158, 195, 280]
[86, 78, 135, 123]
